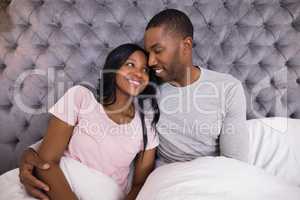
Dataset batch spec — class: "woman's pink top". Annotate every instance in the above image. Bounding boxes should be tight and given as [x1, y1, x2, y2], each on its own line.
[48, 85, 159, 191]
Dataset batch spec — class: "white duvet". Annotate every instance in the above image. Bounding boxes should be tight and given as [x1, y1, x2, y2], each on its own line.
[1, 118, 300, 200]
[137, 156, 300, 200]
[1, 157, 300, 200]
[0, 156, 124, 200]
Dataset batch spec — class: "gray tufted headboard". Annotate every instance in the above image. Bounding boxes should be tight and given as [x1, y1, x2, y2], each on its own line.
[0, 0, 300, 174]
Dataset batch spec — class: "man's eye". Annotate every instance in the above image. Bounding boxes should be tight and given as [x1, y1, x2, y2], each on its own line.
[143, 67, 150, 73]
[154, 49, 161, 54]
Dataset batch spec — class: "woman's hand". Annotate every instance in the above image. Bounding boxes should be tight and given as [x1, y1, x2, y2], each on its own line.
[125, 148, 156, 200]
[19, 148, 50, 200]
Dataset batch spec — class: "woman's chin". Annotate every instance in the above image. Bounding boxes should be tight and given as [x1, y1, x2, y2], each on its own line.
[128, 91, 141, 97]
[126, 88, 144, 97]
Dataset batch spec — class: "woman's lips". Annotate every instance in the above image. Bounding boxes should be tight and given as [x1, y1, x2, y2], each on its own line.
[126, 77, 142, 86]
[128, 79, 141, 86]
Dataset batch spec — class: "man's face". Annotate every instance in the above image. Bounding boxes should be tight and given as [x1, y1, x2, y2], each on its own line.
[144, 26, 184, 83]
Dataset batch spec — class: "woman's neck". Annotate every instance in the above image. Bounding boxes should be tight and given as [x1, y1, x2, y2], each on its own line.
[104, 89, 134, 115]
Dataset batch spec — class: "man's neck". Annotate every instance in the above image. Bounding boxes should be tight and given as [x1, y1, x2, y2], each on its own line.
[169, 65, 201, 87]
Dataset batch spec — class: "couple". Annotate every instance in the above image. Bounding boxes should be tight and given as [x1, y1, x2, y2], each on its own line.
[18, 9, 250, 200]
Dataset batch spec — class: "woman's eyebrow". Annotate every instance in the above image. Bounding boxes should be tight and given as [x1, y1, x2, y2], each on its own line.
[126, 58, 136, 62]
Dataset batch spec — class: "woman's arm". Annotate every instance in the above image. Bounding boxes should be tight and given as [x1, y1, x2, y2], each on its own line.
[35, 116, 78, 200]
[125, 148, 156, 200]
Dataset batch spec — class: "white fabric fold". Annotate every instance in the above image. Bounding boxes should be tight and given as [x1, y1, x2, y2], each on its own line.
[0, 156, 124, 200]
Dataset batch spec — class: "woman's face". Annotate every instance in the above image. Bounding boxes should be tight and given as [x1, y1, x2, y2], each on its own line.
[115, 50, 149, 97]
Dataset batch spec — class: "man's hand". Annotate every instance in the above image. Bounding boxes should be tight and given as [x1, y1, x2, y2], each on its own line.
[19, 148, 50, 200]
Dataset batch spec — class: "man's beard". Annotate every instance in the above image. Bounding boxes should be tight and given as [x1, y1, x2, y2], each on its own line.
[167, 51, 183, 83]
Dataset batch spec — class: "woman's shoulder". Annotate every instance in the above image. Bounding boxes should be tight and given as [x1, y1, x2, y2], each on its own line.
[64, 85, 99, 105]
[67, 85, 96, 97]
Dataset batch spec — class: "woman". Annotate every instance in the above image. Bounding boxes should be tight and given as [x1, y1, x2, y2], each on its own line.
[34, 43, 160, 200]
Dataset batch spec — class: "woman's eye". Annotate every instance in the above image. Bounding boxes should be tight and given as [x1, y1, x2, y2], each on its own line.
[143, 68, 150, 73]
[127, 63, 134, 67]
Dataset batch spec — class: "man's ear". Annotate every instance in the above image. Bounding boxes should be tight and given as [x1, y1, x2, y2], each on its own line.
[182, 36, 193, 53]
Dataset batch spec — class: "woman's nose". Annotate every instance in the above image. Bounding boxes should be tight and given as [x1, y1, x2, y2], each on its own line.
[131, 68, 144, 78]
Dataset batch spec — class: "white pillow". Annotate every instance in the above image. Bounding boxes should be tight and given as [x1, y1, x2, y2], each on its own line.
[247, 117, 300, 186]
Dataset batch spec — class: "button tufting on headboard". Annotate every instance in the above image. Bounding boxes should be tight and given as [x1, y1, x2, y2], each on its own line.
[133, 1, 138, 7]
[0, 0, 299, 174]
[0, 63, 6, 70]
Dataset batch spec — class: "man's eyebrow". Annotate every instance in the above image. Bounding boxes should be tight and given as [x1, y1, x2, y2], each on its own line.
[150, 43, 160, 50]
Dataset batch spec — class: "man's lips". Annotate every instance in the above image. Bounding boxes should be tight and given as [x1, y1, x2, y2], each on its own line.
[155, 69, 164, 74]
[152, 66, 164, 75]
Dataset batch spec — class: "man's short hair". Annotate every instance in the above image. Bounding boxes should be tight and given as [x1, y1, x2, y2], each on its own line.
[146, 9, 194, 39]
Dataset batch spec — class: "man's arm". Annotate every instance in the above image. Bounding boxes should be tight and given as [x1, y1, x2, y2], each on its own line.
[220, 81, 250, 163]
[19, 148, 50, 200]
[29, 140, 42, 151]
[125, 148, 156, 200]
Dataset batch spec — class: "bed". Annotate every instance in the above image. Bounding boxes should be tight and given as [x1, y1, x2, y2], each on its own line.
[1, 117, 300, 200]
[0, 0, 300, 199]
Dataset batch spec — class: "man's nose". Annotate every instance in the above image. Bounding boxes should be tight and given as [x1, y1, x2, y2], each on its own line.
[148, 53, 158, 67]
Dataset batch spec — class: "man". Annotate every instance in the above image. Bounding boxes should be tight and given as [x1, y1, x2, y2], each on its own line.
[19, 9, 249, 199]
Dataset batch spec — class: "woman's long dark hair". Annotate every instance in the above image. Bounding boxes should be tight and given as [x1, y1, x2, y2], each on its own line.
[96, 43, 160, 152]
